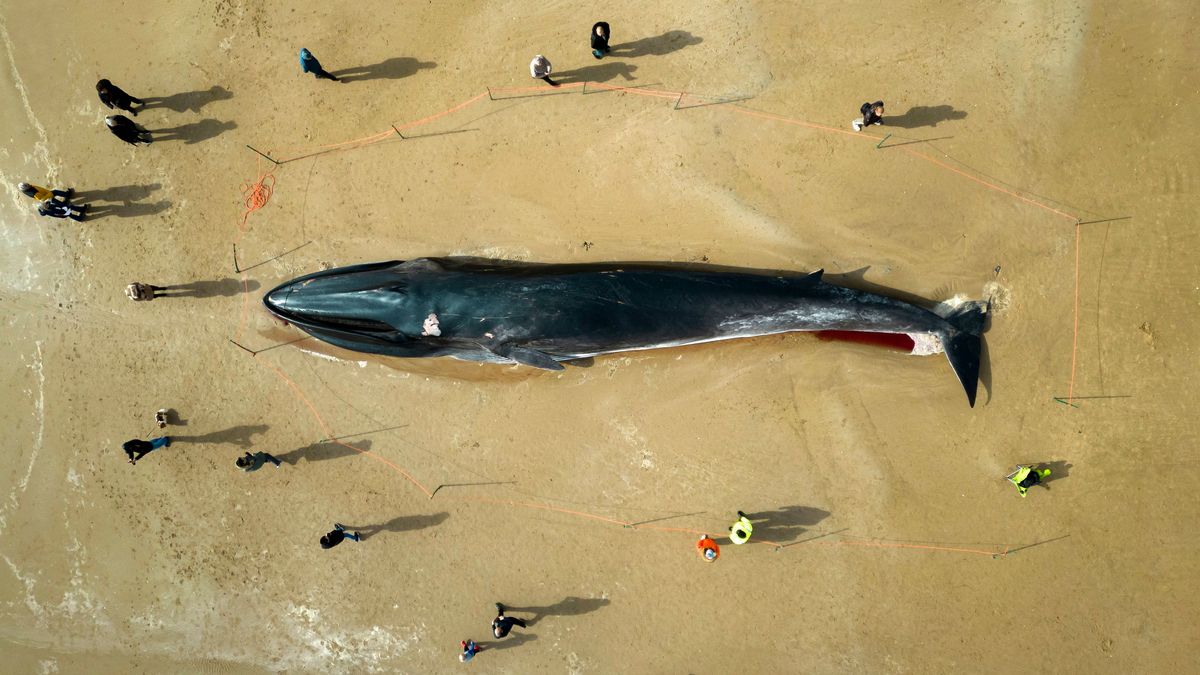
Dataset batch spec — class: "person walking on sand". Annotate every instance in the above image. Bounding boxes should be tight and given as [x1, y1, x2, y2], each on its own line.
[18, 182, 74, 204]
[125, 282, 167, 301]
[38, 200, 88, 221]
[530, 55, 559, 87]
[853, 101, 885, 131]
[729, 510, 754, 545]
[105, 115, 152, 145]
[123, 436, 170, 465]
[459, 639, 483, 662]
[591, 21, 611, 59]
[320, 523, 361, 549]
[1006, 464, 1052, 498]
[96, 79, 144, 116]
[697, 534, 720, 562]
[299, 48, 340, 81]
[236, 451, 282, 471]
[491, 603, 528, 639]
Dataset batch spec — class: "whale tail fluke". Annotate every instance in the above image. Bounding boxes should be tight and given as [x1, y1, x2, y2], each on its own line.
[939, 301, 987, 407]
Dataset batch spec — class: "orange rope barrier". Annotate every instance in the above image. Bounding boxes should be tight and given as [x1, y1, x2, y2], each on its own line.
[225, 80, 1098, 557]
[1067, 222, 1082, 405]
[899, 147, 1078, 221]
[257, 357, 434, 498]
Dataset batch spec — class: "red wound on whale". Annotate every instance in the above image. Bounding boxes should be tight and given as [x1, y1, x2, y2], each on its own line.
[815, 331, 916, 353]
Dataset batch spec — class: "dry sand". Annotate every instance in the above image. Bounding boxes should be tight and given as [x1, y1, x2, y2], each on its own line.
[1, 1, 1198, 672]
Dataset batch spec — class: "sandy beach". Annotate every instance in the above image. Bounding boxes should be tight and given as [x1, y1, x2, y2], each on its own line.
[2, 1, 1198, 672]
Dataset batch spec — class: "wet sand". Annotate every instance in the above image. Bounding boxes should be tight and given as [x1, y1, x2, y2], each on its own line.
[1, 2, 1198, 672]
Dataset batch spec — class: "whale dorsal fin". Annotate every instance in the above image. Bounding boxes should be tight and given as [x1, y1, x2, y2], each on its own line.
[802, 269, 824, 284]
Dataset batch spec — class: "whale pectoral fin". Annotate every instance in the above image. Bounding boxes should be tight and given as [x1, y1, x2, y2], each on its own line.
[492, 343, 565, 371]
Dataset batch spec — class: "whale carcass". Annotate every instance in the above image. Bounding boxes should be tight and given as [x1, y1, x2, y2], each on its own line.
[263, 258, 987, 406]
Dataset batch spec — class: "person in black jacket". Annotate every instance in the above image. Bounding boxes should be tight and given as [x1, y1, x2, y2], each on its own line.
[853, 101, 884, 131]
[123, 437, 170, 465]
[319, 523, 361, 549]
[591, 21, 611, 59]
[96, 79, 144, 116]
[105, 115, 152, 145]
[491, 603, 528, 638]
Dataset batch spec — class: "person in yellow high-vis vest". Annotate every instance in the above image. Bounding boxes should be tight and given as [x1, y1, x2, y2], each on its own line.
[1007, 465, 1051, 497]
[729, 510, 753, 545]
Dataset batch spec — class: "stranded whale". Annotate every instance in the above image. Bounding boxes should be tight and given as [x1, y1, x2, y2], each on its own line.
[263, 258, 987, 406]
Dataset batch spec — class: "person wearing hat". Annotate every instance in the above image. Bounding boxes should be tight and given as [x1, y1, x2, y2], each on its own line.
[299, 48, 340, 81]
[105, 115, 152, 145]
[853, 101, 885, 131]
[96, 79, 144, 116]
[696, 534, 720, 562]
[729, 510, 753, 545]
[1006, 465, 1052, 498]
[18, 182, 74, 204]
[319, 523, 361, 549]
[590, 21, 611, 59]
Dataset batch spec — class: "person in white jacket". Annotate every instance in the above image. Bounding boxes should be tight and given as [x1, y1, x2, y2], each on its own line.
[529, 55, 559, 86]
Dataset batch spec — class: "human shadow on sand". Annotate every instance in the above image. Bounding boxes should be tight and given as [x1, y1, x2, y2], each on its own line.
[734, 506, 831, 545]
[479, 633, 538, 652]
[276, 439, 371, 465]
[884, 105, 968, 129]
[154, 278, 260, 298]
[341, 512, 450, 540]
[140, 86, 233, 113]
[1037, 461, 1072, 488]
[172, 424, 269, 448]
[86, 200, 171, 220]
[74, 183, 161, 204]
[149, 119, 237, 144]
[502, 597, 610, 626]
[609, 30, 703, 57]
[331, 57, 437, 83]
[554, 61, 638, 84]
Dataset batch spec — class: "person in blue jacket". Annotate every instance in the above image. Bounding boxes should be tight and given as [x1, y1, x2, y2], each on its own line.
[300, 48, 340, 81]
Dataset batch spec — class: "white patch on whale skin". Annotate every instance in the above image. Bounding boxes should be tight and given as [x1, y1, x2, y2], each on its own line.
[908, 333, 944, 356]
[421, 313, 441, 336]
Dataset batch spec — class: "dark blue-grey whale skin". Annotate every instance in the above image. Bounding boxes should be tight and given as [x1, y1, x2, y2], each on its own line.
[263, 258, 985, 406]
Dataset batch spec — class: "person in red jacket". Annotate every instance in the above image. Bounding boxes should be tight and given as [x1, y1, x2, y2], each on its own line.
[697, 534, 720, 561]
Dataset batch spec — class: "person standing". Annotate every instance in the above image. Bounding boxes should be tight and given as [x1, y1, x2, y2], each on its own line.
[530, 55, 559, 87]
[38, 200, 88, 221]
[299, 48, 340, 81]
[591, 22, 611, 59]
[1007, 465, 1052, 498]
[105, 115, 152, 145]
[853, 101, 885, 131]
[696, 534, 720, 562]
[459, 639, 483, 662]
[123, 436, 170, 465]
[18, 182, 74, 203]
[319, 523, 361, 549]
[236, 451, 283, 471]
[96, 79, 144, 116]
[125, 282, 166, 301]
[491, 603, 528, 638]
[729, 510, 753, 545]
